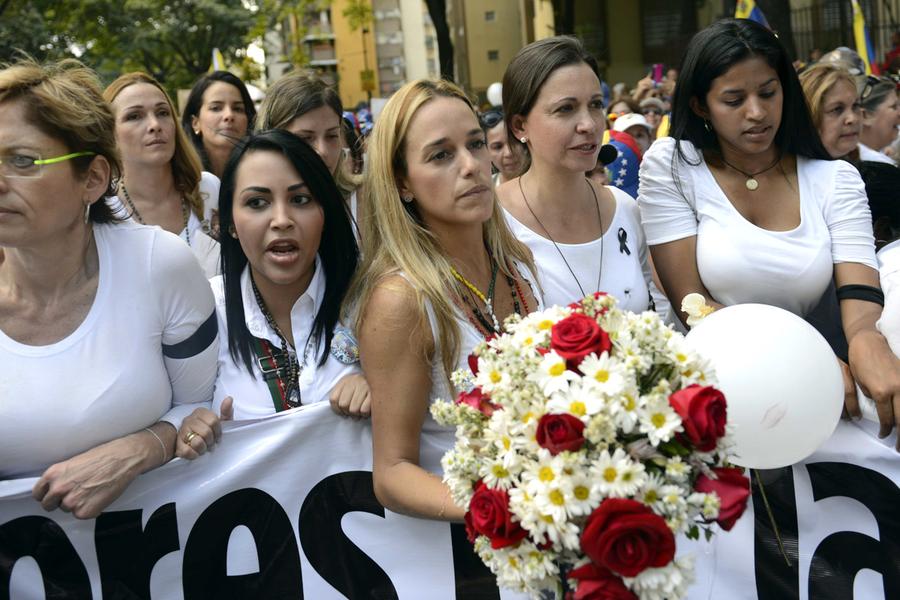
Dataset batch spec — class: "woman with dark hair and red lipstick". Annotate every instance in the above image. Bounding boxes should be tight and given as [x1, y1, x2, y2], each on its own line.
[497, 36, 659, 314]
[638, 18, 900, 446]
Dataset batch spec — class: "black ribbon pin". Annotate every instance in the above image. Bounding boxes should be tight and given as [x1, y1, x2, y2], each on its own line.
[617, 227, 631, 255]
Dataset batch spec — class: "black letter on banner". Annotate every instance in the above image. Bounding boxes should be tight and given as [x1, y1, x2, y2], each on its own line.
[298, 471, 397, 599]
[752, 467, 800, 600]
[807, 462, 900, 599]
[0, 515, 92, 599]
[95, 503, 180, 598]
[450, 523, 500, 599]
[183, 488, 301, 599]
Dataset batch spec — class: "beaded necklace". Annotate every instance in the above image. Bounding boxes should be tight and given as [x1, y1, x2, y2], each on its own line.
[120, 182, 191, 246]
[250, 275, 312, 408]
[451, 256, 530, 338]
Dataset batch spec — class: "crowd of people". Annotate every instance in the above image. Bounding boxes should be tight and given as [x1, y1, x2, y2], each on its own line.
[2, 15, 900, 594]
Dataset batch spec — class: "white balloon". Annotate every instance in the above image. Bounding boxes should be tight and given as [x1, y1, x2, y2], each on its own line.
[486, 82, 503, 108]
[685, 304, 843, 469]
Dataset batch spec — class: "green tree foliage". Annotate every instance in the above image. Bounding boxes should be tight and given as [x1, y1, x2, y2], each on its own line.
[0, 0, 257, 92]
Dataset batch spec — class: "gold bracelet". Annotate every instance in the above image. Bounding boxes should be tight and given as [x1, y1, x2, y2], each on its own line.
[144, 427, 167, 465]
[438, 486, 451, 519]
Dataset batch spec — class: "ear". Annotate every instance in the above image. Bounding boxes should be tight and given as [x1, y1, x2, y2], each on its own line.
[191, 114, 200, 135]
[509, 113, 527, 141]
[689, 96, 709, 121]
[395, 177, 412, 201]
[83, 155, 111, 206]
[860, 107, 876, 127]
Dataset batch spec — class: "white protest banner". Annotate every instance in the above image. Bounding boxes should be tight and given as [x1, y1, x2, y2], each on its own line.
[2, 407, 898, 599]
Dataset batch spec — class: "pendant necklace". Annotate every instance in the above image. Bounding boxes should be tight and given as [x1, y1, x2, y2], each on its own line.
[519, 176, 603, 298]
[251, 275, 311, 408]
[120, 182, 191, 245]
[718, 153, 782, 191]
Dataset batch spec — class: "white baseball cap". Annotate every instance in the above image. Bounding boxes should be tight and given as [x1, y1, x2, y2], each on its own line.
[612, 113, 652, 134]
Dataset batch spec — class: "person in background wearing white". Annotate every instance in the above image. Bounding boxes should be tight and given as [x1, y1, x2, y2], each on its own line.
[0, 59, 218, 516]
[858, 75, 900, 165]
[612, 112, 654, 155]
[104, 72, 220, 276]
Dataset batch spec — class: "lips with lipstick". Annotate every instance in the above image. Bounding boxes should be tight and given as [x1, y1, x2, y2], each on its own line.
[742, 125, 771, 138]
[459, 184, 490, 199]
[265, 238, 301, 264]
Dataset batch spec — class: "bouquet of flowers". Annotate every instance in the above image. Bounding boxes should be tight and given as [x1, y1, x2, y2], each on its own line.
[431, 293, 750, 599]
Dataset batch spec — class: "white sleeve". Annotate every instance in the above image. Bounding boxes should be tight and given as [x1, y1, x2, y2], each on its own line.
[638, 138, 699, 245]
[877, 246, 900, 357]
[825, 161, 877, 270]
[151, 231, 219, 430]
[200, 171, 221, 221]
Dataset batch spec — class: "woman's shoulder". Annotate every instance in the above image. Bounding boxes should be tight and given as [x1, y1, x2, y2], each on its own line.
[643, 137, 702, 168]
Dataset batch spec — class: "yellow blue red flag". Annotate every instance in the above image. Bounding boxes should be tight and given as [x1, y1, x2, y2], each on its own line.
[851, 0, 879, 75]
[735, 0, 770, 28]
[210, 48, 226, 73]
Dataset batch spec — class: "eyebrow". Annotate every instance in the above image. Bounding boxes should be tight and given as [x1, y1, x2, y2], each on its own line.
[551, 94, 604, 104]
[123, 102, 169, 111]
[295, 126, 341, 134]
[240, 182, 308, 194]
[721, 78, 778, 94]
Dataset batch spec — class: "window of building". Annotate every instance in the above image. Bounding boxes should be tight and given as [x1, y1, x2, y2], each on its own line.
[485, 11, 495, 22]
[640, 0, 697, 66]
[487, 49, 499, 61]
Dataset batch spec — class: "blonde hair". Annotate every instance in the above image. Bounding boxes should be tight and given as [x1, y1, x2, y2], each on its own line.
[0, 58, 121, 221]
[103, 72, 206, 219]
[349, 79, 536, 382]
[255, 71, 360, 198]
[799, 62, 859, 129]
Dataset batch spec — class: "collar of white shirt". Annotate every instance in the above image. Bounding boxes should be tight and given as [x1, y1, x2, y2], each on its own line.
[239, 256, 325, 354]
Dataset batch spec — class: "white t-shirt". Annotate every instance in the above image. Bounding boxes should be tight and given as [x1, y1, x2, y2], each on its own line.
[408, 263, 543, 474]
[504, 187, 654, 313]
[0, 222, 218, 478]
[638, 138, 877, 316]
[859, 142, 897, 166]
[209, 259, 360, 421]
[108, 171, 221, 277]
[877, 239, 900, 355]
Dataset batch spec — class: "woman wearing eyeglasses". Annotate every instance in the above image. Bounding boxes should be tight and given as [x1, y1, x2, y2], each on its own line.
[639, 19, 900, 447]
[480, 109, 522, 187]
[104, 73, 221, 276]
[859, 75, 899, 166]
[0, 59, 218, 517]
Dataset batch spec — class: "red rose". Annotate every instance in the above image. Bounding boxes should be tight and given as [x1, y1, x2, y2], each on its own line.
[550, 313, 611, 368]
[467, 352, 479, 375]
[456, 387, 497, 417]
[668, 384, 727, 452]
[536, 413, 586, 455]
[568, 563, 637, 600]
[580, 498, 676, 577]
[694, 467, 750, 531]
[465, 482, 528, 549]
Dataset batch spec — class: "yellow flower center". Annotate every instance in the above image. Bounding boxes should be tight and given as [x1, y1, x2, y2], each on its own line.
[603, 467, 618, 482]
[652, 413, 667, 428]
[569, 401, 586, 416]
[574, 485, 589, 500]
[538, 319, 554, 330]
[644, 490, 658, 503]
[522, 411, 534, 423]
[502, 436, 511, 450]
[523, 336, 534, 346]
[682, 368, 693, 378]
[549, 489, 565, 505]
[490, 371, 502, 384]
[549, 362, 566, 377]
[508, 557, 519, 568]
[492, 465, 509, 478]
[624, 395, 636, 411]
[622, 471, 633, 482]
[539, 466, 555, 482]
[594, 370, 610, 383]
[541, 514, 554, 523]
[675, 353, 688, 363]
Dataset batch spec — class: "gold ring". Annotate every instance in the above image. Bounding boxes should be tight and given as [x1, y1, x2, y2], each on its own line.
[184, 431, 198, 445]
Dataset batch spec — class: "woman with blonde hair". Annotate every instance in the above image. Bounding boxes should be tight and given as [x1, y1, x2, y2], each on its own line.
[0, 59, 217, 516]
[104, 72, 220, 275]
[351, 78, 540, 522]
[799, 62, 862, 160]
[256, 72, 362, 233]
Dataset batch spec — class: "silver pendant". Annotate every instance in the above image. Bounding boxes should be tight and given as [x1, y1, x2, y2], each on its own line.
[286, 385, 301, 408]
[745, 178, 759, 191]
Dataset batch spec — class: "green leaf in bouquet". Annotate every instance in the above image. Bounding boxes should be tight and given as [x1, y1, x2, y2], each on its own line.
[658, 440, 691, 457]
[686, 525, 700, 540]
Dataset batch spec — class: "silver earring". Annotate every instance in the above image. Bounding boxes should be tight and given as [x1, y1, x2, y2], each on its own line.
[83, 203, 91, 224]
[402, 195, 414, 204]
[703, 120, 712, 132]
[520, 136, 527, 144]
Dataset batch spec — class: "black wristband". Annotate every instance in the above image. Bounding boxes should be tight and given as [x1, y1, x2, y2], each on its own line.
[835, 284, 885, 307]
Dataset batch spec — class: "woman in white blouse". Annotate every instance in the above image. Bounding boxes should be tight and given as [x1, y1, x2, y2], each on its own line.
[184, 129, 367, 444]
[638, 18, 900, 446]
[497, 36, 662, 315]
[104, 73, 221, 276]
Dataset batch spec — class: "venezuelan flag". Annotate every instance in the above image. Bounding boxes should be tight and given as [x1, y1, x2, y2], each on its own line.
[209, 48, 227, 73]
[735, 0, 770, 28]
[851, 0, 880, 75]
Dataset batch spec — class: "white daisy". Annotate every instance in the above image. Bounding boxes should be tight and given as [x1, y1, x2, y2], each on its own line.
[578, 351, 627, 396]
[638, 398, 682, 446]
[590, 447, 641, 497]
[530, 350, 578, 395]
[546, 379, 605, 420]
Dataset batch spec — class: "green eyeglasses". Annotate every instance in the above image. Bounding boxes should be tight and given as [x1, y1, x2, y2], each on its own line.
[0, 151, 96, 179]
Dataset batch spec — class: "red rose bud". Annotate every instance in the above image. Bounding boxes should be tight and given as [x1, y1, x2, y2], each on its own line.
[465, 482, 528, 549]
[455, 387, 496, 417]
[536, 413, 586, 455]
[568, 563, 637, 600]
[467, 352, 479, 375]
[550, 313, 611, 368]
[694, 467, 750, 531]
[580, 498, 676, 577]
[668, 384, 727, 452]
